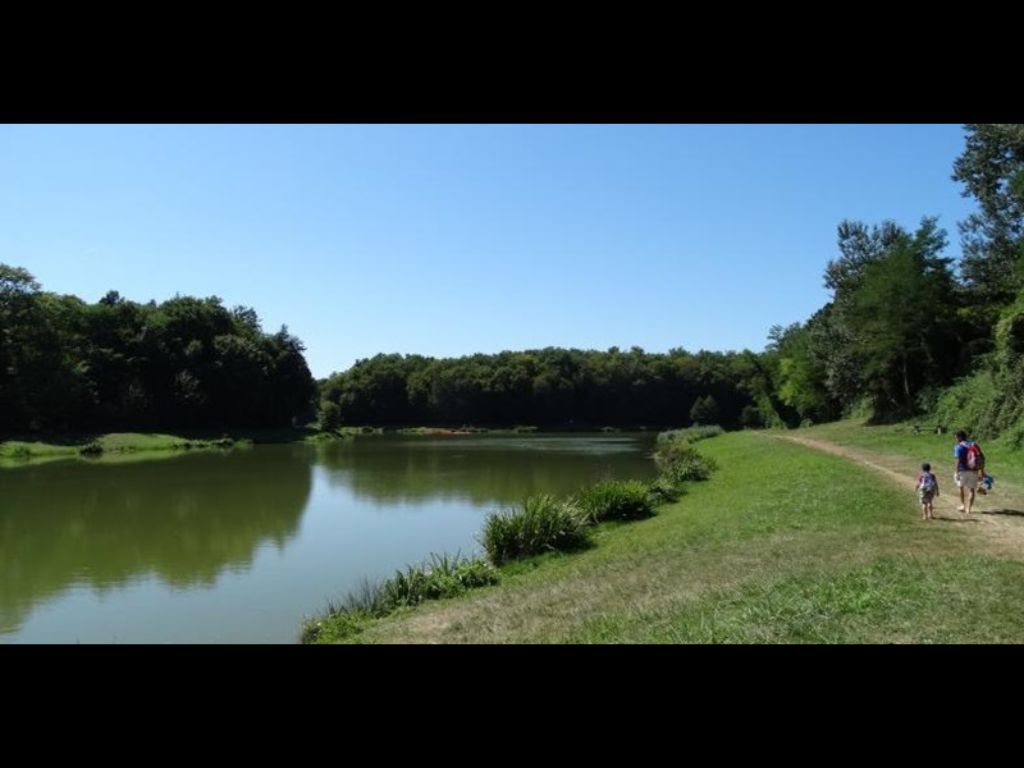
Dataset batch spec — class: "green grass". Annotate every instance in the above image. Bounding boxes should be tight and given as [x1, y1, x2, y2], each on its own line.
[0, 423, 371, 466]
[799, 418, 1024, 493]
[576, 480, 655, 523]
[0, 432, 245, 466]
[653, 441, 719, 483]
[301, 554, 500, 643]
[335, 430, 1024, 643]
[0, 440, 80, 462]
[657, 425, 724, 444]
[569, 555, 1024, 643]
[481, 495, 593, 565]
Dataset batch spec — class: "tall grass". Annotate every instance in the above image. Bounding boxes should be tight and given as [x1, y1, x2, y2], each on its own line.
[657, 425, 724, 445]
[301, 553, 499, 642]
[576, 480, 655, 523]
[644, 476, 684, 504]
[481, 495, 592, 565]
[654, 442, 719, 483]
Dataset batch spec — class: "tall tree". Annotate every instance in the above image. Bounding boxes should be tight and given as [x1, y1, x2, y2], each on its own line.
[952, 124, 1024, 315]
[846, 218, 959, 419]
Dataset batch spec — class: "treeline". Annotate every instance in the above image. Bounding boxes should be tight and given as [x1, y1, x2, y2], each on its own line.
[319, 346, 786, 429]
[320, 125, 1024, 437]
[0, 267, 316, 434]
[7, 125, 1021, 439]
[769, 124, 1024, 437]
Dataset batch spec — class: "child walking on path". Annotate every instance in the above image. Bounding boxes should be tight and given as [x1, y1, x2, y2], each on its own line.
[917, 462, 939, 521]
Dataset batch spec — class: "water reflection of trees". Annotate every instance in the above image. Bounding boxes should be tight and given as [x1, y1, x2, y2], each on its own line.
[315, 435, 657, 507]
[0, 446, 312, 635]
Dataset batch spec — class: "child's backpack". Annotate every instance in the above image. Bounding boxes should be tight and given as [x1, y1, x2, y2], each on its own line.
[920, 473, 937, 492]
[965, 441, 986, 472]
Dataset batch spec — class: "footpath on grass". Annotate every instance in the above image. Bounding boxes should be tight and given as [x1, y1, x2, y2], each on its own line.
[773, 432, 1024, 548]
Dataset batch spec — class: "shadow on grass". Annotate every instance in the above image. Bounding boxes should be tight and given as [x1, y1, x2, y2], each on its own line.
[497, 539, 600, 575]
[981, 508, 1024, 517]
[932, 515, 981, 523]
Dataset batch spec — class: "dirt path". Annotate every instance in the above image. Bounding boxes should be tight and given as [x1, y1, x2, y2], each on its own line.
[774, 433, 1024, 550]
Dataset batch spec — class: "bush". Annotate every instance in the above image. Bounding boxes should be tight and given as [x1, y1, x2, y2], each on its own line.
[300, 554, 499, 643]
[657, 425, 724, 444]
[996, 297, 1024, 364]
[689, 395, 719, 425]
[319, 400, 343, 431]
[644, 476, 684, 505]
[740, 405, 765, 429]
[654, 442, 719, 483]
[381, 554, 499, 609]
[933, 369, 1000, 438]
[481, 495, 591, 564]
[576, 480, 655, 523]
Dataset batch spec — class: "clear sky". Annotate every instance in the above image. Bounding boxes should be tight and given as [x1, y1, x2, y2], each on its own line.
[0, 124, 977, 378]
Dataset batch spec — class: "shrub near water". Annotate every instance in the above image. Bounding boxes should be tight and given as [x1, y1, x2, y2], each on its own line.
[382, 554, 498, 608]
[577, 480, 655, 523]
[644, 476, 684, 505]
[301, 553, 498, 642]
[654, 442, 719, 483]
[657, 425, 724, 444]
[481, 495, 592, 565]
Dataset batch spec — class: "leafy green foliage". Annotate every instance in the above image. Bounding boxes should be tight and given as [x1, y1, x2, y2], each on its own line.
[953, 123, 1024, 311]
[653, 442, 719, 483]
[0, 265, 316, 434]
[301, 554, 499, 642]
[846, 218, 960, 420]
[481, 495, 592, 564]
[319, 347, 767, 429]
[576, 480, 655, 523]
[689, 395, 719, 425]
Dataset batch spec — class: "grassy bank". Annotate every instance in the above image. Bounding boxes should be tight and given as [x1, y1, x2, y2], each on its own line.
[798, 418, 1024, 493]
[303, 436, 708, 641]
[0, 432, 247, 465]
[311, 429, 1024, 643]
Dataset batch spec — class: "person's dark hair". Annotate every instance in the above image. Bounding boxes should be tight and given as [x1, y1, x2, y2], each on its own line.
[955, 430, 968, 441]
[922, 462, 931, 472]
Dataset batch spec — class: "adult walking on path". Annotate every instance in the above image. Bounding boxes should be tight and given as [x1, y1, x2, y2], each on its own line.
[954, 430, 985, 515]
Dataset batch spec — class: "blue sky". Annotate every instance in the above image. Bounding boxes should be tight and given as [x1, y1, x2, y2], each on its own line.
[0, 124, 976, 378]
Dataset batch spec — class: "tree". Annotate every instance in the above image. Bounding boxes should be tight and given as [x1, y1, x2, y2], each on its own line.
[952, 124, 1024, 313]
[846, 218, 959, 419]
[0, 264, 316, 433]
[689, 395, 719, 425]
[770, 321, 837, 422]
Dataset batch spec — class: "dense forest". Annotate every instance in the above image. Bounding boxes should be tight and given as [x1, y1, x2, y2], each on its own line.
[318, 347, 780, 429]
[4, 125, 1022, 438]
[0, 270, 315, 433]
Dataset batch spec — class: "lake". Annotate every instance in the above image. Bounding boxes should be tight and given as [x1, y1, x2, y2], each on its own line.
[0, 433, 657, 643]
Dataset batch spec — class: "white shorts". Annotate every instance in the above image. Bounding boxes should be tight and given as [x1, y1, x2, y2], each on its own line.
[956, 472, 978, 490]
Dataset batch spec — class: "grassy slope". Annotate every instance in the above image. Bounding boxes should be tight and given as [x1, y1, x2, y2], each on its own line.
[319, 430, 1024, 643]
[800, 419, 1024, 496]
[0, 432, 233, 464]
[0, 426, 360, 466]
